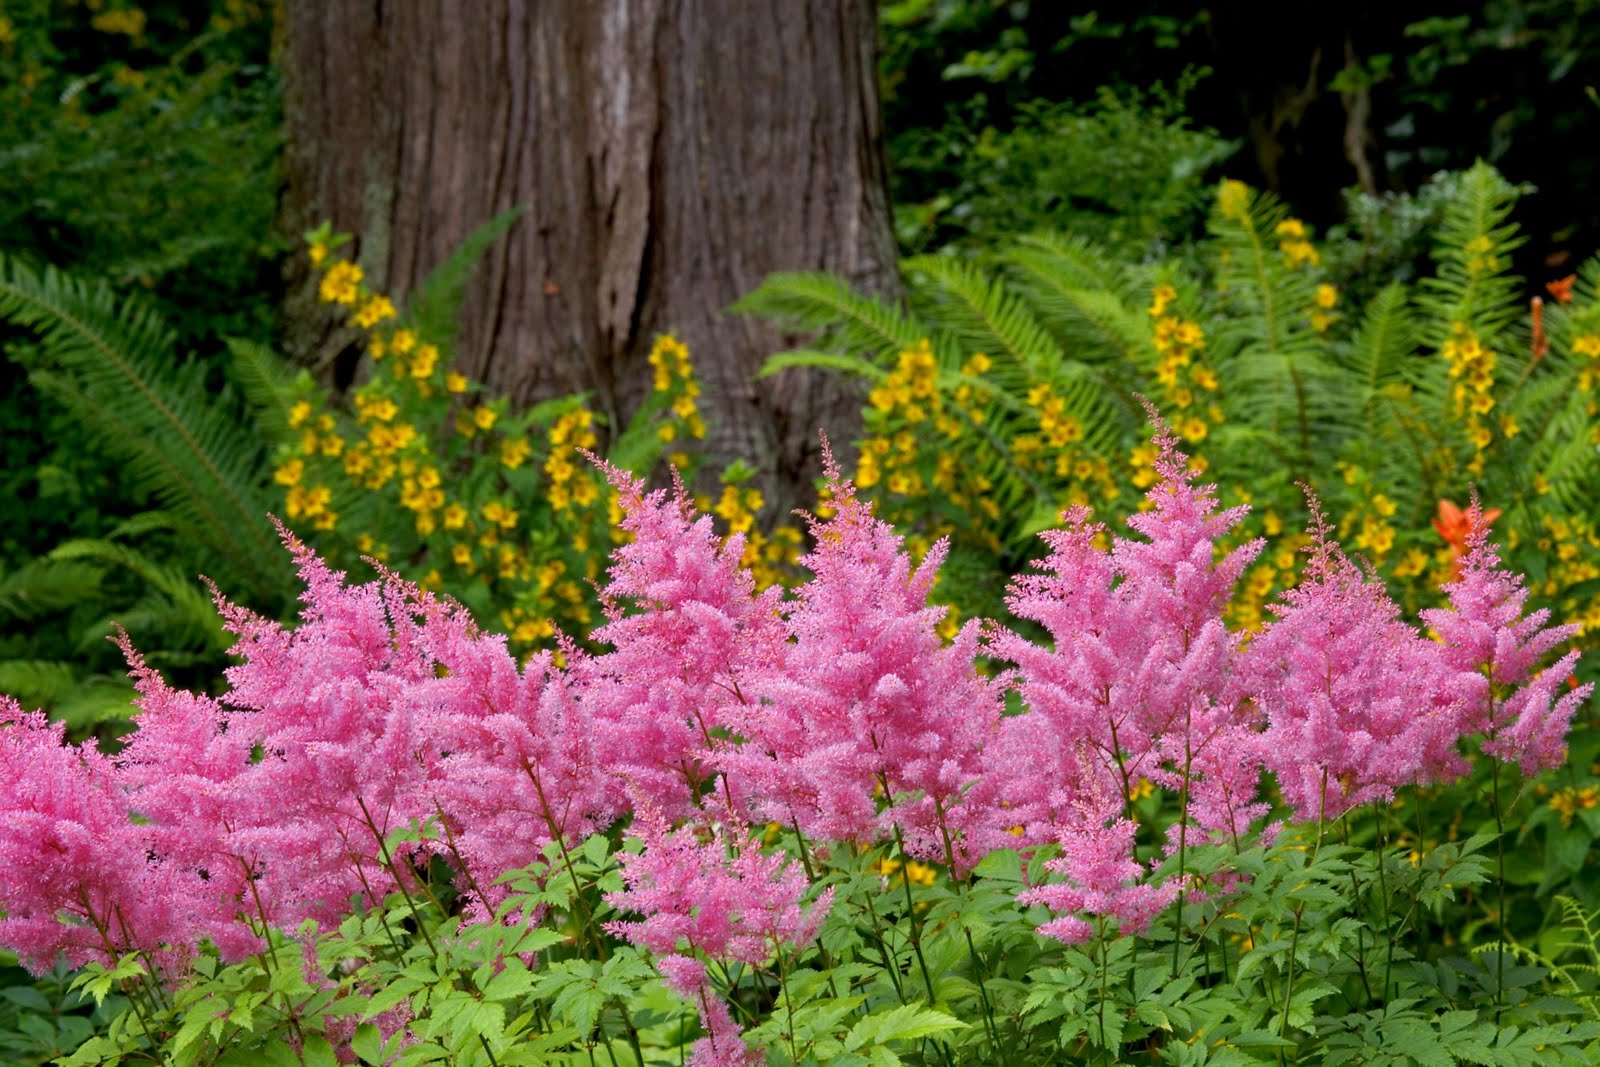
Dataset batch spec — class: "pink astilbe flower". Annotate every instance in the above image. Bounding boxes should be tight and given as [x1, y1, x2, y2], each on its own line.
[114, 639, 265, 962]
[577, 462, 787, 819]
[732, 450, 1006, 871]
[604, 801, 831, 963]
[989, 418, 1264, 846]
[1420, 505, 1593, 774]
[1019, 803, 1180, 945]
[606, 802, 828, 1067]
[419, 615, 616, 923]
[128, 529, 445, 934]
[0, 703, 187, 974]
[1245, 504, 1465, 822]
[656, 955, 762, 1067]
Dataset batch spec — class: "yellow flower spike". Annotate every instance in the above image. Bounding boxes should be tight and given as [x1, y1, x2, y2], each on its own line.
[317, 261, 363, 306]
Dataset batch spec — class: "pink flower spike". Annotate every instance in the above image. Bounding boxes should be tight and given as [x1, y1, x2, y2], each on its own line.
[1421, 501, 1593, 775]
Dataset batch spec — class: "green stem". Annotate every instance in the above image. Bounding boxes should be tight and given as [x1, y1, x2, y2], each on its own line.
[355, 795, 439, 957]
[1279, 770, 1329, 1058]
[1490, 758, 1507, 1025]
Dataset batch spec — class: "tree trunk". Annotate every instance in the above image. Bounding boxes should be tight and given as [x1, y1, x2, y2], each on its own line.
[281, 0, 897, 511]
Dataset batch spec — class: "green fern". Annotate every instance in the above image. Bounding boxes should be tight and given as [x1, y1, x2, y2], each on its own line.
[0, 557, 104, 622]
[731, 272, 923, 361]
[1417, 160, 1525, 351]
[902, 253, 1066, 374]
[0, 254, 288, 600]
[1206, 180, 1348, 479]
[225, 336, 302, 440]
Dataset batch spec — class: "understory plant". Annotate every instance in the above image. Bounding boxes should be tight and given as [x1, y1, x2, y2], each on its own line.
[281, 229, 802, 653]
[736, 162, 1600, 650]
[1, 419, 1594, 1064]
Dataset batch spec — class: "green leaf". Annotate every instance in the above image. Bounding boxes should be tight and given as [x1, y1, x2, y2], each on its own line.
[758, 349, 888, 381]
[481, 957, 535, 1002]
[845, 1004, 965, 1050]
[352, 1023, 383, 1065]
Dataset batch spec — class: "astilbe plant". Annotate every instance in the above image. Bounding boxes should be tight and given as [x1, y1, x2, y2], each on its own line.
[605, 801, 831, 1067]
[987, 417, 1263, 939]
[730, 446, 1006, 872]
[1243, 499, 1470, 823]
[0, 419, 1592, 1064]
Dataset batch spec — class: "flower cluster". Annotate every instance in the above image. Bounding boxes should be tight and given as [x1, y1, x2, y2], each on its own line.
[1441, 322, 1498, 465]
[1275, 217, 1320, 270]
[0, 419, 1588, 1060]
[648, 333, 707, 461]
[1147, 282, 1222, 445]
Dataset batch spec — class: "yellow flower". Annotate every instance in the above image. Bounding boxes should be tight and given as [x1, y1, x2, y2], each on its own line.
[410, 343, 439, 379]
[445, 372, 468, 394]
[501, 437, 532, 469]
[391, 329, 417, 356]
[473, 406, 498, 431]
[417, 467, 442, 489]
[451, 543, 473, 568]
[289, 401, 312, 428]
[274, 459, 304, 486]
[318, 261, 363, 306]
[353, 294, 397, 328]
[1573, 334, 1600, 358]
[1217, 180, 1251, 222]
[91, 7, 148, 36]
[1315, 284, 1338, 309]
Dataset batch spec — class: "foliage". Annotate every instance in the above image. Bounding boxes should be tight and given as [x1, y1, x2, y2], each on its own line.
[0, 0, 279, 341]
[890, 82, 1238, 256]
[738, 162, 1600, 657]
[0, 428, 1595, 1064]
[0, 253, 289, 736]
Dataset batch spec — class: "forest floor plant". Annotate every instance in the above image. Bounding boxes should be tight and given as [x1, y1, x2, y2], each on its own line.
[0, 417, 1594, 1065]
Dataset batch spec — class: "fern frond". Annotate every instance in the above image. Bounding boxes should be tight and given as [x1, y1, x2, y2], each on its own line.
[0, 557, 104, 621]
[225, 336, 301, 439]
[50, 538, 227, 651]
[1417, 161, 1525, 350]
[1205, 181, 1347, 473]
[408, 207, 525, 359]
[731, 272, 924, 361]
[1005, 247, 1150, 368]
[0, 254, 287, 598]
[0, 660, 81, 706]
[47, 678, 138, 734]
[902, 253, 1064, 375]
[757, 350, 888, 381]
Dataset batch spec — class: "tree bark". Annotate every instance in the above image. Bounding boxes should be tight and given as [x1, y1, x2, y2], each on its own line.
[281, 0, 897, 511]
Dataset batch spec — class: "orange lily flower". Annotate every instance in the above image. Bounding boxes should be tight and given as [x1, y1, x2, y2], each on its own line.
[1433, 498, 1501, 561]
[1547, 275, 1577, 304]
